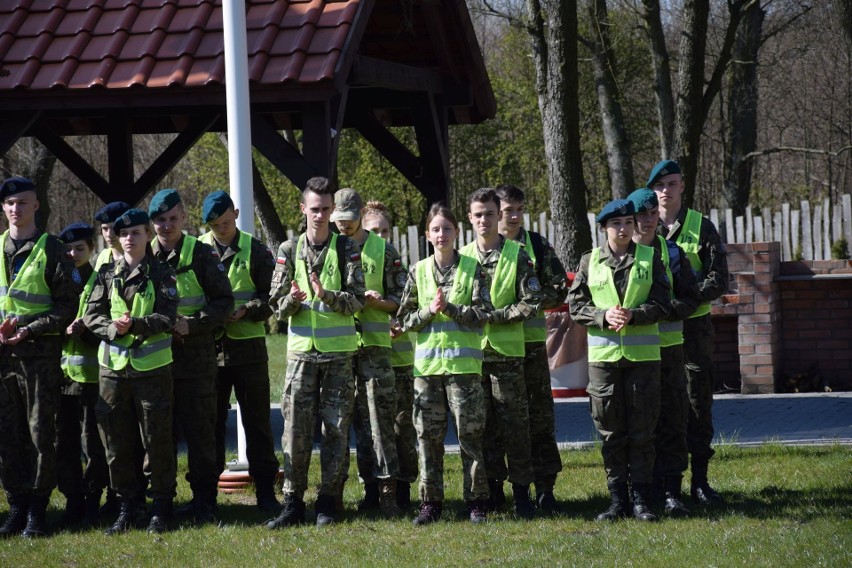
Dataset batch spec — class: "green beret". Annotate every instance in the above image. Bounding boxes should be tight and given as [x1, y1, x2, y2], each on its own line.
[148, 189, 181, 218]
[113, 208, 150, 233]
[647, 160, 681, 187]
[626, 188, 658, 213]
[329, 188, 364, 222]
[596, 199, 635, 225]
[202, 190, 234, 223]
[94, 201, 131, 224]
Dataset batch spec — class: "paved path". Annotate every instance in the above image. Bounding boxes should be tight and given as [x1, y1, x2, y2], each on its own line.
[221, 392, 851, 456]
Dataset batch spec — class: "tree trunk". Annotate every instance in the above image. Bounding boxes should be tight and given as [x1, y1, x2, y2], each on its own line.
[30, 140, 56, 229]
[723, 2, 765, 217]
[585, 0, 635, 199]
[641, 0, 676, 159]
[526, 0, 592, 268]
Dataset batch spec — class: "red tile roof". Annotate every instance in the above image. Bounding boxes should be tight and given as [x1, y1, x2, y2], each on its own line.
[0, 0, 363, 91]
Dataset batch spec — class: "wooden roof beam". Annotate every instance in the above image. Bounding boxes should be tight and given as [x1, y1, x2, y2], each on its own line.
[350, 56, 444, 93]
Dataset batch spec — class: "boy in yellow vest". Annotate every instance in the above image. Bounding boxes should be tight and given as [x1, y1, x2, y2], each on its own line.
[331, 188, 406, 518]
[149, 189, 235, 524]
[461, 188, 542, 519]
[200, 190, 280, 513]
[649, 160, 729, 505]
[267, 177, 365, 528]
[56, 222, 109, 528]
[496, 183, 569, 513]
[83, 208, 178, 534]
[567, 199, 670, 522]
[0, 177, 81, 538]
[628, 188, 700, 517]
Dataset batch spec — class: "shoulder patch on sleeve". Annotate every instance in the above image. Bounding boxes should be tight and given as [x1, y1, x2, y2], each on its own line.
[71, 268, 82, 284]
[527, 258, 534, 268]
[217, 263, 225, 272]
[393, 258, 401, 267]
[350, 252, 361, 262]
[276, 255, 287, 265]
[528, 277, 541, 291]
[396, 272, 407, 287]
[481, 286, 491, 303]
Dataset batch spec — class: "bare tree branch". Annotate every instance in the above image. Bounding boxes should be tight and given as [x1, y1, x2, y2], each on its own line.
[743, 145, 852, 161]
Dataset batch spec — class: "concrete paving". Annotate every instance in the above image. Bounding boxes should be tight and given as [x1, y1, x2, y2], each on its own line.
[221, 391, 851, 457]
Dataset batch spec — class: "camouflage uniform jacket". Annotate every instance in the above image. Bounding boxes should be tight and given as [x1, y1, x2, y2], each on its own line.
[211, 233, 275, 366]
[651, 237, 700, 322]
[567, 242, 671, 332]
[83, 255, 178, 378]
[270, 233, 365, 362]
[657, 207, 729, 304]
[397, 252, 493, 334]
[2, 230, 81, 357]
[513, 227, 568, 311]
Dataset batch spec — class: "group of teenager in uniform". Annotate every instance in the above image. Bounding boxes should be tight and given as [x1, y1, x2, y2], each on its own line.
[0, 157, 728, 537]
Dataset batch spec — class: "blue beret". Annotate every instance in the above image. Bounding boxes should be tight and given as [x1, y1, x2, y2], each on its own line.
[202, 190, 234, 223]
[0, 176, 36, 201]
[113, 208, 149, 233]
[148, 189, 182, 218]
[58, 222, 94, 244]
[626, 188, 658, 213]
[647, 160, 681, 187]
[596, 199, 635, 224]
[94, 201, 131, 224]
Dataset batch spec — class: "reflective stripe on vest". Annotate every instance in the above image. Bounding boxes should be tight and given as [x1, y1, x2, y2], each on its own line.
[460, 239, 524, 357]
[676, 209, 711, 318]
[357, 231, 391, 348]
[522, 230, 546, 343]
[391, 331, 415, 367]
[98, 276, 172, 372]
[61, 250, 112, 383]
[287, 233, 357, 353]
[0, 232, 55, 328]
[657, 235, 684, 347]
[200, 231, 265, 339]
[175, 235, 205, 317]
[586, 245, 660, 362]
[413, 255, 482, 376]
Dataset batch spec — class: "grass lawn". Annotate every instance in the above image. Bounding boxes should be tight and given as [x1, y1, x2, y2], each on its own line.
[1, 444, 849, 567]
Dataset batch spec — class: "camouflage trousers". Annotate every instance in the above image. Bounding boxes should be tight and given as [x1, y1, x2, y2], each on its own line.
[350, 346, 400, 483]
[215, 362, 279, 482]
[393, 365, 418, 484]
[683, 314, 716, 464]
[524, 342, 562, 491]
[97, 369, 177, 500]
[587, 360, 661, 485]
[0, 355, 61, 497]
[413, 373, 488, 503]
[174, 371, 219, 500]
[56, 380, 108, 498]
[655, 344, 689, 478]
[481, 357, 535, 487]
[281, 356, 355, 499]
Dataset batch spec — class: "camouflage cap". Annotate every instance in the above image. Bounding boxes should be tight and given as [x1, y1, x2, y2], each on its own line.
[329, 188, 364, 222]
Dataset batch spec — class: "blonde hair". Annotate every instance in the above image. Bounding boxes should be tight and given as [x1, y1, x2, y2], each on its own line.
[363, 200, 392, 224]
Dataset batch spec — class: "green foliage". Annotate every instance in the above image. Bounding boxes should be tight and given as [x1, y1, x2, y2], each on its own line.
[831, 237, 849, 259]
[794, 244, 803, 261]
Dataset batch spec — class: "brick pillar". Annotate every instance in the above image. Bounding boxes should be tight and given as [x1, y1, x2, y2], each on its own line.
[736, 242, 782, 393]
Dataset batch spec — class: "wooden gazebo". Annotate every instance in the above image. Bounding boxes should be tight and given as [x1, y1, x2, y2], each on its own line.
[0, 0, 496, 205]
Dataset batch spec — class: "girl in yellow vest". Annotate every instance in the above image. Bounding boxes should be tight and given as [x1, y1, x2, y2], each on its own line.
[362, 200, 418, 510]
[83, 209, 179, 535]
[567, 198, 670, 523]
[397, 203, 493, 525]
[56, 222, 109, 528]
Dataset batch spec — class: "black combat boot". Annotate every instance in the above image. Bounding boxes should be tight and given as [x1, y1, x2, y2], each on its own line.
[396, 481, 411, 510]
[535, 475, 562, 516]
[663, 476, 690, 517]
[412, 501, 442, 526]
[632, 484, 659, 522]
[357, 482, 379, 512]
[192, 493, 216, 526]
[467, 500, 488, 524]
[21, 494, 50, 538]
[691, 459, 723, 505]
[254, 474, 280, 513]
[314, 494, 336, 527]
[378, 479, 403, 519]
[595, 482, 630, 522]
[266, 494, 305, 529]
[487, 479, 505, 512]
[512, 484, 536, 520]
[104, 499, 135, 535]
[58, 493, 86, 528]
[0, 494, 30, 538]
[147, 498, 172, 534]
